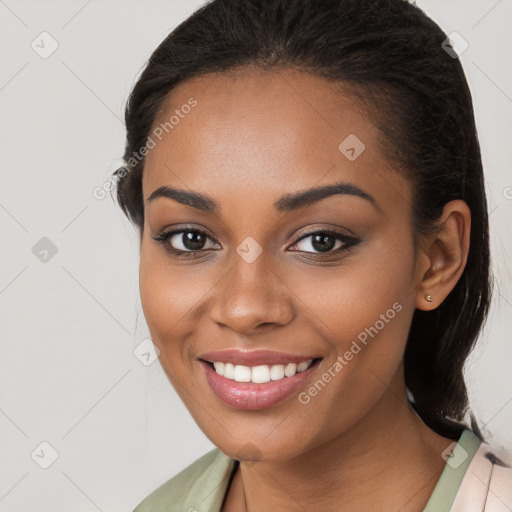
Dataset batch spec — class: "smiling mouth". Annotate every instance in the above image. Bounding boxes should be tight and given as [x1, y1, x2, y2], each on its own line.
[198, 356, 323, 410]
[200, 357, 323, 384]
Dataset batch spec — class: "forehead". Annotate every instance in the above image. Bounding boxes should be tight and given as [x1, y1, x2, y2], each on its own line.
[142, 67, 411, 216]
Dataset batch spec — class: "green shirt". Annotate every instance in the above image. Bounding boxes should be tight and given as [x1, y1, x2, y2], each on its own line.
[132, 428, 481, 511]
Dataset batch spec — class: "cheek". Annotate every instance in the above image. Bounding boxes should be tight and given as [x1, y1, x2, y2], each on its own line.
[288, 235, 414, 340]
[138, 245, 198, 348]
[289, 260, 413, 445]
[138, 259, 197, 389]
[293, 235, 415, 402]
[138, 243, 228, 379]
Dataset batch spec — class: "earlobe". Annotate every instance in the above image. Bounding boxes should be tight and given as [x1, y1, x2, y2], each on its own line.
[415, 199, 471, 311]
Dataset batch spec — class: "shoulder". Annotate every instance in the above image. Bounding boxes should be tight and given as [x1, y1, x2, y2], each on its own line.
[451, 441, 512, 511]
[132, 447, 237, 512]
[486, 453, 512, 511]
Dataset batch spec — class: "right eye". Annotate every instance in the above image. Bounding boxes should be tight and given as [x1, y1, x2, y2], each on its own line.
[152, 228, 220, 257]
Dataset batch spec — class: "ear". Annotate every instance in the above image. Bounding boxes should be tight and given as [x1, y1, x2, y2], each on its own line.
[414, 199, 471, 311]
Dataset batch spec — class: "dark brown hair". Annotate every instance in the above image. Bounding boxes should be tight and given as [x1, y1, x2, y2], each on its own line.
[112, 0, 493, 436]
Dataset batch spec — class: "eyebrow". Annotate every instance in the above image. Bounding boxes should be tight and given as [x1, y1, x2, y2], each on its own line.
[146, 181, 379, 214]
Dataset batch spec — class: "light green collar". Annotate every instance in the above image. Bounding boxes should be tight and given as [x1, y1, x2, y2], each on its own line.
[133, 428, 481, 511]
[423, 428, 481, 511]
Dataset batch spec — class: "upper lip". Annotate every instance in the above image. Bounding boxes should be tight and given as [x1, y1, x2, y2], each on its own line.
[198, 349, 321, 366]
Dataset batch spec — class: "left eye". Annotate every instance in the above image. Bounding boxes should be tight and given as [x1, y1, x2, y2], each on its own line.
[290, 231, 352, 254]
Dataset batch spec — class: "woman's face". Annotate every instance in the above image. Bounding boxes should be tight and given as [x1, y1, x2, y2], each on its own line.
[139, 68, 428, 461]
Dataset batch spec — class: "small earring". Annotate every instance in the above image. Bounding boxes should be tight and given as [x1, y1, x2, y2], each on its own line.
[425, 294, 433, 302]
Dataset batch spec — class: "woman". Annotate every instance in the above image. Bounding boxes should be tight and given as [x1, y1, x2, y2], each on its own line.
[113, 0, 512, 510]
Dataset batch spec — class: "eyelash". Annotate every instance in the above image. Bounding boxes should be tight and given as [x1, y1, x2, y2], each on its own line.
[152, 227, 361, 260]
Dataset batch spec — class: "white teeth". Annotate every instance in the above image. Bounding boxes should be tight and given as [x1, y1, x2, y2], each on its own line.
[284, 363, 297, 377]
[270, 364, 285, 380]
[233, 365, 251, 382]
[213, 362, 224, 374]
[224, 362, 235, 379]
[211, 359, 314, 382]
[251, 365, 270, 383]
[297, 361, 310, 373]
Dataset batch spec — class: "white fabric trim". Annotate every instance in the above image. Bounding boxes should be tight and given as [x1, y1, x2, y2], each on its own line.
[451, 443, 512, 511]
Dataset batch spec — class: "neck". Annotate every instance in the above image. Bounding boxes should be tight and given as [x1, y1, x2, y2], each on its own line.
[231, 373, 454, 512]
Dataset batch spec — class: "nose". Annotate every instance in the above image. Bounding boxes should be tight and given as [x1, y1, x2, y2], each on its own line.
[209, 253, 295, 335]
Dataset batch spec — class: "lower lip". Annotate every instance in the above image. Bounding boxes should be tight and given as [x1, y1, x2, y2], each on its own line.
[199, 359, 321, 410]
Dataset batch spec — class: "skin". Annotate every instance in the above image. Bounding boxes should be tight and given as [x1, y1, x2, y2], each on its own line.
[139, 67, 471, 511]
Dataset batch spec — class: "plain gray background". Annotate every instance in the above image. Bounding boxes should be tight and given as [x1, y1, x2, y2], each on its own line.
[1, 0, 511, 510]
